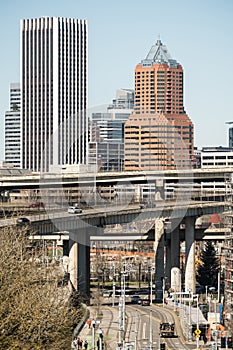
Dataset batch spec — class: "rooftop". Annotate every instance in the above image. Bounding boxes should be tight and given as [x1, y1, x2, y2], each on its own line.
[141, 39, 179, 68]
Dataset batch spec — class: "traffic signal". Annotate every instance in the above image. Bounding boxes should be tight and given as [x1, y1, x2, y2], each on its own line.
[160, 343, 166, 350]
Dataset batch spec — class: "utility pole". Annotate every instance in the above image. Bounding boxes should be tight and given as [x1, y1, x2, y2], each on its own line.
[188, 289, 192, 341]
[118, 270, 127, 349]
[149, 309, 153, 350]
[91, 320, 96, 350]
[162, 278, 165, 308]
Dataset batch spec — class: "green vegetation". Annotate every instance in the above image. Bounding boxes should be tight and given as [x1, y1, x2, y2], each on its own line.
[196, 241, 220, 289]
[0, 226, 83, 350]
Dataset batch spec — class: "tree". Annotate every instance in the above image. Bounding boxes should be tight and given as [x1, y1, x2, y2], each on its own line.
[196, 241, 220, 288]
[0, 225, 83, 349]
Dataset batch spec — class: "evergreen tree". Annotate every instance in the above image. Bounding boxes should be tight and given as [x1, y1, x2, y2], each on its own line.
[196, 241, 220, 288]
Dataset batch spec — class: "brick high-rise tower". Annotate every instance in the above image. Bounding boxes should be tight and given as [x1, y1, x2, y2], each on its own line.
[124, 39, 194, 170]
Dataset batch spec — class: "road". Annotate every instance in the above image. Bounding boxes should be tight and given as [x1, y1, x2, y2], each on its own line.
[79, 301, 208, 350]
[124, 304, 200, 350]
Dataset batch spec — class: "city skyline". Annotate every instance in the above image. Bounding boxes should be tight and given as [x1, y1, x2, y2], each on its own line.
[0, 0, 233, 162]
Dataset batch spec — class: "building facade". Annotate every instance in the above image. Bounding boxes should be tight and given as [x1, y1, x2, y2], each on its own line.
[229, 127, 233, 148]
[20, 17, 88, 172]
[5, 83, 21, 167]
[201, 147, 233, 168]
[89, 89, 134, 171]
[124, 40, 193, 171]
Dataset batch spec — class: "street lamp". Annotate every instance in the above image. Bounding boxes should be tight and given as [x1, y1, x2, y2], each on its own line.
[118, 270, 127, 349]
[149, 309, 153, 350]
[145, 265, 154, 305]
[162, 278, 165, 308]
[188, 288, 192, 342]
[192, 293, 200, 350]
[91, 319, 96, 350]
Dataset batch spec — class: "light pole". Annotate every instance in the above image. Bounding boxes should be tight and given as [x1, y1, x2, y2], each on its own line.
[98, 328, 103, 350]
[149, 309, 153, 350]
[193, 293, 200, 350]
[188, 288, 192, 342]
[150, 266, 154, 305]
[196, 294, 199, 350]
[91, 320, 96, 350]
[111, 263, 117, 307]
[162, 278, 165, 308]
[118, 270, 127, 349]
[145, 263, 154, 305]
[214, 299, 218, 350]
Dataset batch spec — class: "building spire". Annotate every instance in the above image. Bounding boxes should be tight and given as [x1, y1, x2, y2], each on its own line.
[141, 38, 178, 68]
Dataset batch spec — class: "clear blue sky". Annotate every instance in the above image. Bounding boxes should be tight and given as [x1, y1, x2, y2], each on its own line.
[0, 0, 233, 160]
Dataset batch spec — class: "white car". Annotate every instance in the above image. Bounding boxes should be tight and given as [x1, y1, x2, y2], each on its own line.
[67, 207, 82, 214]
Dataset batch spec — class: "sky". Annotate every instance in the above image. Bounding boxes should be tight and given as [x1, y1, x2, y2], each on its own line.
[0, 0, 233, 161]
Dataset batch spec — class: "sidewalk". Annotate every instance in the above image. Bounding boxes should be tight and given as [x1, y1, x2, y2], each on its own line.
[73, 304, 120, 350]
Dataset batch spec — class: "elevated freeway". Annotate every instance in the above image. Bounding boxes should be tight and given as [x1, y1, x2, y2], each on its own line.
[0, 198, 228, 300]
[0, 167, 232, 189]
[0, 167, 231, 300]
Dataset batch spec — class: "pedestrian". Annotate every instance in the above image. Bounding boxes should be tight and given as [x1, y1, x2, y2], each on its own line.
[87, 319, 91, 328]
[77, 337, 83, 350]
[84, 339, 88, 350]
[72, 337, 78, 349]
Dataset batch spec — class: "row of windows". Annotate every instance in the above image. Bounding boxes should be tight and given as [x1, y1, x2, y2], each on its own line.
[202, 155, 233, 160]
[202, 162, 233, 166]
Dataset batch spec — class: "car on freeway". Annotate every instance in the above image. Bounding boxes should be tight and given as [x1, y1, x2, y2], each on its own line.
[16, 217, 31, 226]
[30, 202, 44, 208]
[67, 206, 82, 214]
[103, 291, 113, 297]
[130, 295, 141, 304]
[138, 298, 150, 306]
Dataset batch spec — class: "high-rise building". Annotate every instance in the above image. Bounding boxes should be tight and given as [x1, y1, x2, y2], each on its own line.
[108, 88, 134, 110]
[89, 89, 134, 171]
[124, 40, 193, 171]
[228, 127, 233, 148]
[20, 17, 88, 172]
[4, 83, 21, 167]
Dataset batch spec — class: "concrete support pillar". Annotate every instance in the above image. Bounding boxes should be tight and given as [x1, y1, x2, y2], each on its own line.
[154, 219, 165, 299]
[63, 239, 69, 256]
[165, 242, 171, 287]
[170, 226, 181, 291]
[77, 241, 90, 301]
[155, 235, 165, 299]
[185, 216, 196, 292]
[68, 233, 90, 301]
[69, 239, 78, 290]
[171, 267, 181, 293]
[171, 226, 180, 269]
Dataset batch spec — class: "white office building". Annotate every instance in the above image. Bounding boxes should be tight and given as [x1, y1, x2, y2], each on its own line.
[20, 17, 88, 172]
[5, 83, 21, 167]
[201, 147, 233, 168]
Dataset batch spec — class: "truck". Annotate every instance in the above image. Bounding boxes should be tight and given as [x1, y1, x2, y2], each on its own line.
[160, 322, 176, 338]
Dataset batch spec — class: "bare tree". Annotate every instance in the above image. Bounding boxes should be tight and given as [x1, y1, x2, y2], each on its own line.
[0, 225, 83, 349]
